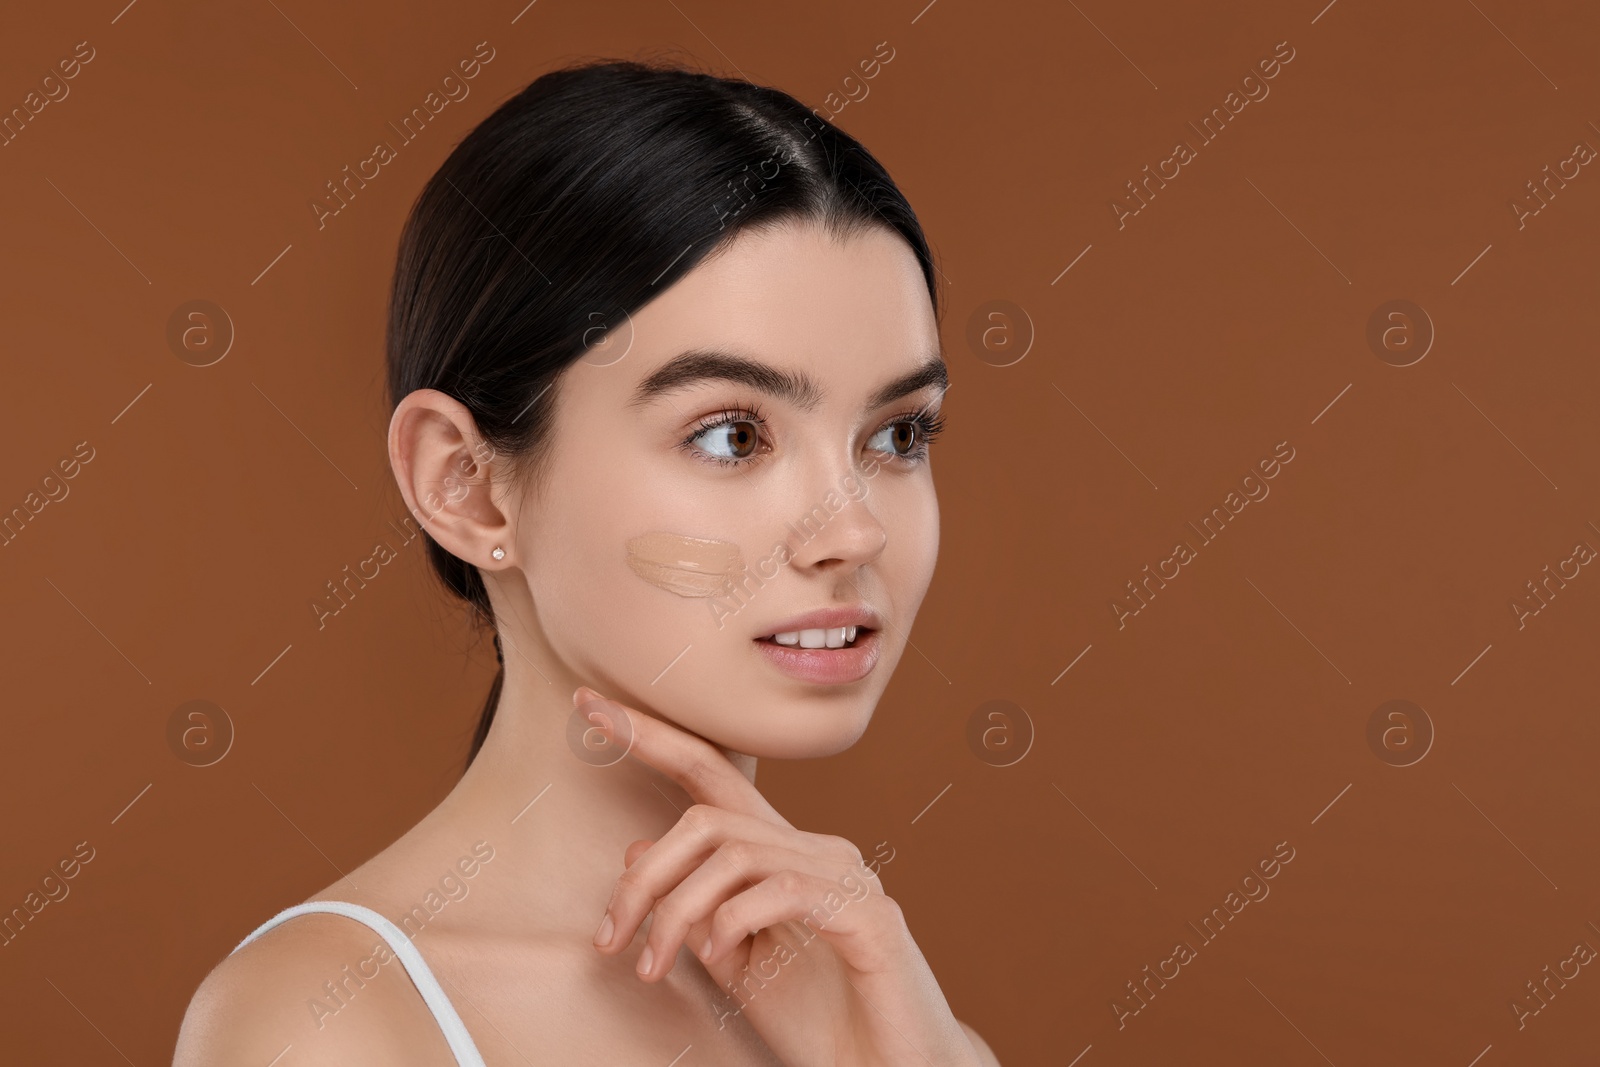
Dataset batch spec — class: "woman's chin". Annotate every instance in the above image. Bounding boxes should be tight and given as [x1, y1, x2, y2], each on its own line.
[712, 710, 876, 761]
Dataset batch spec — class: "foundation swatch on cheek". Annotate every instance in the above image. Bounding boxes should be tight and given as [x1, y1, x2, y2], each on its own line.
[625, 531, 744, 598]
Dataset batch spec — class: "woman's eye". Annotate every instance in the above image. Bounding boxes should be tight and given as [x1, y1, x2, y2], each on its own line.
[867, 421, 919, 457]
[691, 419, 763, 460]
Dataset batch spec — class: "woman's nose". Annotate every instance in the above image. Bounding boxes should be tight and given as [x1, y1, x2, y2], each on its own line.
[782, 468, 889, 573]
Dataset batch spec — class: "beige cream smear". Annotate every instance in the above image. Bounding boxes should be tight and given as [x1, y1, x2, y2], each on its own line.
[625, 531, 745, 598]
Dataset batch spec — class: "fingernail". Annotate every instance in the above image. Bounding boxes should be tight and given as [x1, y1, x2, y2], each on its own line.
[698, 936, 713, 961]
[593, 913, 613, 947]
[637, 944, 654, 976]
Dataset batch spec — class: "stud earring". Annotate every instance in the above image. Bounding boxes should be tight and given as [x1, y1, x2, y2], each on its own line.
[491, 546, 506, 561]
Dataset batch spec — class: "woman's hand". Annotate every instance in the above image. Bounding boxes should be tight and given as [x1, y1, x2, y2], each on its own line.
[577, 685, 989, 1067]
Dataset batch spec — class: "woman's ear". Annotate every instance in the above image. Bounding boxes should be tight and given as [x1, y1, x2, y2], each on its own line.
[388, 388, 515, 567]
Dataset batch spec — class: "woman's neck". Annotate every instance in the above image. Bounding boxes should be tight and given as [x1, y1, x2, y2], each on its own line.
[422, 658, 757, 944]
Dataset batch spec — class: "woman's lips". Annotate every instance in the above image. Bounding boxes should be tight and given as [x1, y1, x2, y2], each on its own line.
[753, 628, 881, 684]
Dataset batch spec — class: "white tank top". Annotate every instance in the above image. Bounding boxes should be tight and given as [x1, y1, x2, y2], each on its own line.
[230, 900, 487, 1066]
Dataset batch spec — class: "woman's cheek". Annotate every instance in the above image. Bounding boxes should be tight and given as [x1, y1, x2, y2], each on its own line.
[557, 533, 725, 690]
[885, 476, 940, 597]
[522, 525, 639, 677]
[920, 483, 941, 589]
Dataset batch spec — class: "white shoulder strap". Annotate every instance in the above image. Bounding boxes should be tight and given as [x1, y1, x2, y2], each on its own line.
[231, 900, 487, 1067]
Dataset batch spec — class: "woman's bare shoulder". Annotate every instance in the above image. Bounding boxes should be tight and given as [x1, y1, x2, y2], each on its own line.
[958, 1018, 1002, 1066]
[174, 910, 458, 1067]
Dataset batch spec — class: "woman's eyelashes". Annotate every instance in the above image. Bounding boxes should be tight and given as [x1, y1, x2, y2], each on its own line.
[682, 404, 772, 465]
[678, 402, 945, 469]
[868, 406, 945, 461]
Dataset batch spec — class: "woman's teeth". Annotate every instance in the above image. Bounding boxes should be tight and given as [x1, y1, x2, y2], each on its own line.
[771, 626, 859, 649]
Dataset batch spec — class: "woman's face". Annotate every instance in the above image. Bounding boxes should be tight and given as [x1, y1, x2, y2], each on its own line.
[510, 219, 945, 759]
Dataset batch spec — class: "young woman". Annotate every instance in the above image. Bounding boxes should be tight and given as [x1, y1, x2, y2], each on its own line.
[175, 58, 998, 1066]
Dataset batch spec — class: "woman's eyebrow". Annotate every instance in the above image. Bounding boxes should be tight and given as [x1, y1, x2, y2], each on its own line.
[867, 355, 948, 410]
[627, 348, 821, 410]
[626, 347, 948, 412]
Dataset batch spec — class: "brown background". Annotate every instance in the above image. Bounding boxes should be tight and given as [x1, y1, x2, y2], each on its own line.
[3, 0, 1598, 1063]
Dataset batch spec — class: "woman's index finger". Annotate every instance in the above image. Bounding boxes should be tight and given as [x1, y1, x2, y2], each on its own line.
[574, 686, 790, 826]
